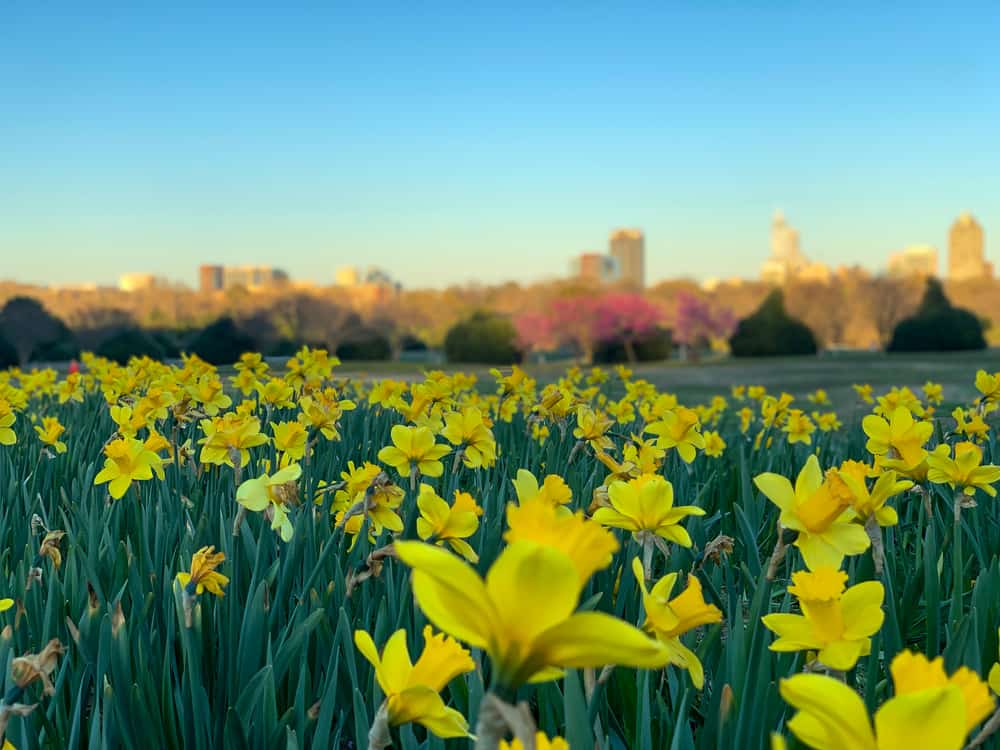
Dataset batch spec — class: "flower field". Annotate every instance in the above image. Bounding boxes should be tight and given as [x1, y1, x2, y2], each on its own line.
[1, 350, 1000, 749]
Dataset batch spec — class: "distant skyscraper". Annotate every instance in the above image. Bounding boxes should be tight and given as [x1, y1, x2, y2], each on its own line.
[761, 210, 814, 284]
[199, 264, 224, 292]
[573, 252, 618, 284]
[948, 212, 991, 281]
[609, 229, 645, 288]
[887, 245, 938, 278]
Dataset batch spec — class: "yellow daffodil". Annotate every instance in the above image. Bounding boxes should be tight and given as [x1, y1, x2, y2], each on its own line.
[505, 498, 618, 584]
[329, 463, 405, 543]
[780, 648, 993, 750]
[573, 406, 615, 452]
[808, 389, 830, 405]
[890, 651, 993, 731]
[500, 734, 569, 750]
[298, 389, 355, 440]
[975, 369, 1000, 405]
[377, 424, 451, 481]
[874, 386, 925, 418]
[94, 436, 164, 499]
[953, 407, 990, 443]
[762, 566, 883, 670]
[511, 469, 572, 509]
[198, 413, 269, 468]
[631, 557, 722, 688]
[853, 384, 874, 404]
[0, 399, 15, 446]
[416, 485, 482, 562]
[837, 468, 912, 526]
[754, 455, 870, 569]
[441, 407, 497, 469]
[34, 416, 67, 454]
[783, 409, 816, 445]
[926, 441, 1000, 497]
[394, 540, 670, 689]
[863, 406, 933, 469]
[703, 430, 726, 458]
[271, 420, 308, 462]
[190, 375, 232, 416]
[354, 626, 474, 739]
[923, 381, 943, 405]
[257, 377, 296, 409]
[813, 411, 842, 432]
[593, 475, 705, 547]
[645, 407, 705, 462]
[235, 463, 301, 541]
[176, 546, 228, 597]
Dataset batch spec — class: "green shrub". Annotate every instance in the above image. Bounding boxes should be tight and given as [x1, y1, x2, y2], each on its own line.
[444, 311, 521, 364]
[96, 328, 166, 364]
[594, 327, 673, 363]
[888, 278, 986, 352]
[336, 333, 392, 361]
[0, 296, 79, 364]
[0, 333, 16, 369]
[729, 291, 817, 357]
[187, 317, 257, 365]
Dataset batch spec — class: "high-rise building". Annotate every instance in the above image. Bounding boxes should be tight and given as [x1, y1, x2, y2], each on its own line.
[761, 210, 810, 284]
[572, 252, 618, 284]
[948, 212, 991, 281]
[609, 229, 645, 288]
[887, 245, 938, 278]
[199, 264, 224, 292]
[335, 266, 361, 287]
[199, 264, 288, 292]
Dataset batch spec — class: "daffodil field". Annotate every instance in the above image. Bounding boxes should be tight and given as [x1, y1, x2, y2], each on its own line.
[3, 350, 1000, 749]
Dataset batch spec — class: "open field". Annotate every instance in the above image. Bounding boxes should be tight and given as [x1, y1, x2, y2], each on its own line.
[1, 349, 999, 748]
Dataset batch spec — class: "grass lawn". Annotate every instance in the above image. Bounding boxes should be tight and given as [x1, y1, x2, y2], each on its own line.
[335, 349, 1000, 409]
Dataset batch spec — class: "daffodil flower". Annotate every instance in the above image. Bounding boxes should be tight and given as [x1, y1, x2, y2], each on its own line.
[762, 566, 883, 670]
[631, 557, 722, 688]
[500, 734, 569, 750]
[755, 455, 870, 569]
[416, 485, 482, 562]
[354, 626, 474, 740]
[592, 475, 705, 547]
[926, 441, 1000, 497]
[94, 436, 165, 499]
[394, 540, 669, 690]
[862, 407, 932, 468]
[645, 407, 705, 462]
[377, 424, 451, 482]
[235, 463, 301, 541]
[780, 649, 993, 750]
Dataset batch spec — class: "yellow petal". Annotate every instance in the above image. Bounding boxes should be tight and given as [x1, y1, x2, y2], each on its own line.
[531, 611, 670, 670]
[779, 674, 877, 750]
[874, 686, 966, 750]
[394, 541, 496, 650]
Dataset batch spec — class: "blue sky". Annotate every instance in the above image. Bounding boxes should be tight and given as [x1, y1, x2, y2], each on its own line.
[2, 2, 998, 288]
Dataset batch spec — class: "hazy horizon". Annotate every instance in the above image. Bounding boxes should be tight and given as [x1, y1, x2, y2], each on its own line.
[3, 2, 998, 289]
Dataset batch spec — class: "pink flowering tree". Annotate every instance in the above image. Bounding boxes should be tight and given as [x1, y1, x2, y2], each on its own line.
[672, 292, 736, 361]
[593, 293, 663, 363]
[517, 293, 663, 363]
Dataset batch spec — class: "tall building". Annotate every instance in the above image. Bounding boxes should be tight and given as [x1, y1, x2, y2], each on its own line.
[199, 264, 224, 292]
[948, 212, 991, 281]
[198, 264, 288, 292]
[335, 266, 361, 287]
[572, 252, 619, 284]
[887, 245, 938, 278]
[761, 210, 810, 284]
[609, 229, 645, 288]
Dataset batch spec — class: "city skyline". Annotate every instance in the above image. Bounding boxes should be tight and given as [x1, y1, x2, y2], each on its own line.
[2, 4, 998, 288]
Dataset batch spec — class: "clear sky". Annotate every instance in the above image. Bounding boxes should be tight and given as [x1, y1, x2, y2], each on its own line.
[2, 2, 998, 288]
